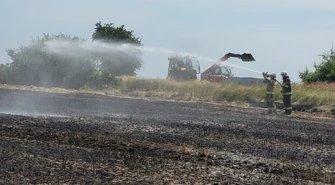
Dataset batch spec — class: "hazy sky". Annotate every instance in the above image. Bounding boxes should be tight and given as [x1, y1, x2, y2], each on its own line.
[1, 0, 335, 82]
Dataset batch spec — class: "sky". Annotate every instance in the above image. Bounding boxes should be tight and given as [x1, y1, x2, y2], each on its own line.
[1, 0, 335, 82]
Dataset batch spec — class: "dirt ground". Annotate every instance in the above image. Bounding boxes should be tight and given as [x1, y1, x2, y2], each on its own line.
[0, 88, 335, 184]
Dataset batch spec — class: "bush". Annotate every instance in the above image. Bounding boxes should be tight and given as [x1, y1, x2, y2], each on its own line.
[2, 33, 124, 89]
[88, 69, 122, 89]
[0, 22, 144, 89]
[299, 47, 335, 83]
[4, 34, 94, 89]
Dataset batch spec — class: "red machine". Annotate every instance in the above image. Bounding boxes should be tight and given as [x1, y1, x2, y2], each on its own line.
[200, 53, 255, 82]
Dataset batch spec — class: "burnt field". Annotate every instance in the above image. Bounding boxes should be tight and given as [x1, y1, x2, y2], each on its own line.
[0, 88, 335, 184]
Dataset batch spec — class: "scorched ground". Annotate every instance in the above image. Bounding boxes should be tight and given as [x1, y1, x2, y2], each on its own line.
[0, 89, 334, 184]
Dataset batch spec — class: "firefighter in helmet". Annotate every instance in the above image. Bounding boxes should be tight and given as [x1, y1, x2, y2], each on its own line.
[280, 72, 292, 115]
[262, 72, 277, 114]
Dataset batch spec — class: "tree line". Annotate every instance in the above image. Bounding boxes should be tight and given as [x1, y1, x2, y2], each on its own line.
[0, 21, 334, 89]
[0, 21, 143, 89]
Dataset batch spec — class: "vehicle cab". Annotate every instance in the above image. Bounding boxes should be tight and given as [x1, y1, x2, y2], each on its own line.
[201, 65, 233, 82]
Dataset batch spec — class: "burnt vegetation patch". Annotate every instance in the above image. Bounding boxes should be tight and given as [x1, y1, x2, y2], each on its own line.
[1, 89, 335, 184]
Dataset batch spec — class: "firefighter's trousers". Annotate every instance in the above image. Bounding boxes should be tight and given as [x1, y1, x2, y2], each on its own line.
[283, 95, 292, 115]
[266, 94, 276, 114]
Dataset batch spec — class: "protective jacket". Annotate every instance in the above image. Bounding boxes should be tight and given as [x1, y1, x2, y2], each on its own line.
[263, 73, 277, 114]
[281, 76, 292, 95]
[263, 76, 275, 94]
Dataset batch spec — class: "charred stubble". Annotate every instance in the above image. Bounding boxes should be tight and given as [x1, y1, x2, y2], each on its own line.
[0, 89, 335, 184]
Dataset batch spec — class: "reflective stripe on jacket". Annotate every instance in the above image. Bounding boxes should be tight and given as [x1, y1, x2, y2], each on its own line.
[281, 76, 292, 95]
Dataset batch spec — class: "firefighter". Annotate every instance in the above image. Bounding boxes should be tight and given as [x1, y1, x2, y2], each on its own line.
[262, 72, 277, 114]
[280, 72, 292, 115]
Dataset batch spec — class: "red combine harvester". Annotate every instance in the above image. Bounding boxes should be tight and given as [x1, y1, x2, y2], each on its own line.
[200, 53, 255, 82]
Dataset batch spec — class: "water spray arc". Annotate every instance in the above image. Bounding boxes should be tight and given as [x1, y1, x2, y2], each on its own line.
[222, 62, 262, 74]
[44, 39, 263, 77]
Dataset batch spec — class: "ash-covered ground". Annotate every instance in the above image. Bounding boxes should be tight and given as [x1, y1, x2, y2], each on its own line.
[0, 88, 335, 184]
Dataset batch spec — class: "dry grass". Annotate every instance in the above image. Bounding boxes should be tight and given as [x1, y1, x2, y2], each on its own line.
[1, 76, 335, 109]
[292, 82, 335, 105]
[115, 76, 266, 103]
[106, 76, 335, 108]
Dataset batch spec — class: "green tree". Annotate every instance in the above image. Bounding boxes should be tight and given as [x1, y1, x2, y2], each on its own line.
[0, 63, 10, 84]
[2, 21, 142, 89]
[92, 21, 143, 76]
[4, 33, 118, 89]
[299, 47, 335, 83]
[6, 34, 89, 87]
